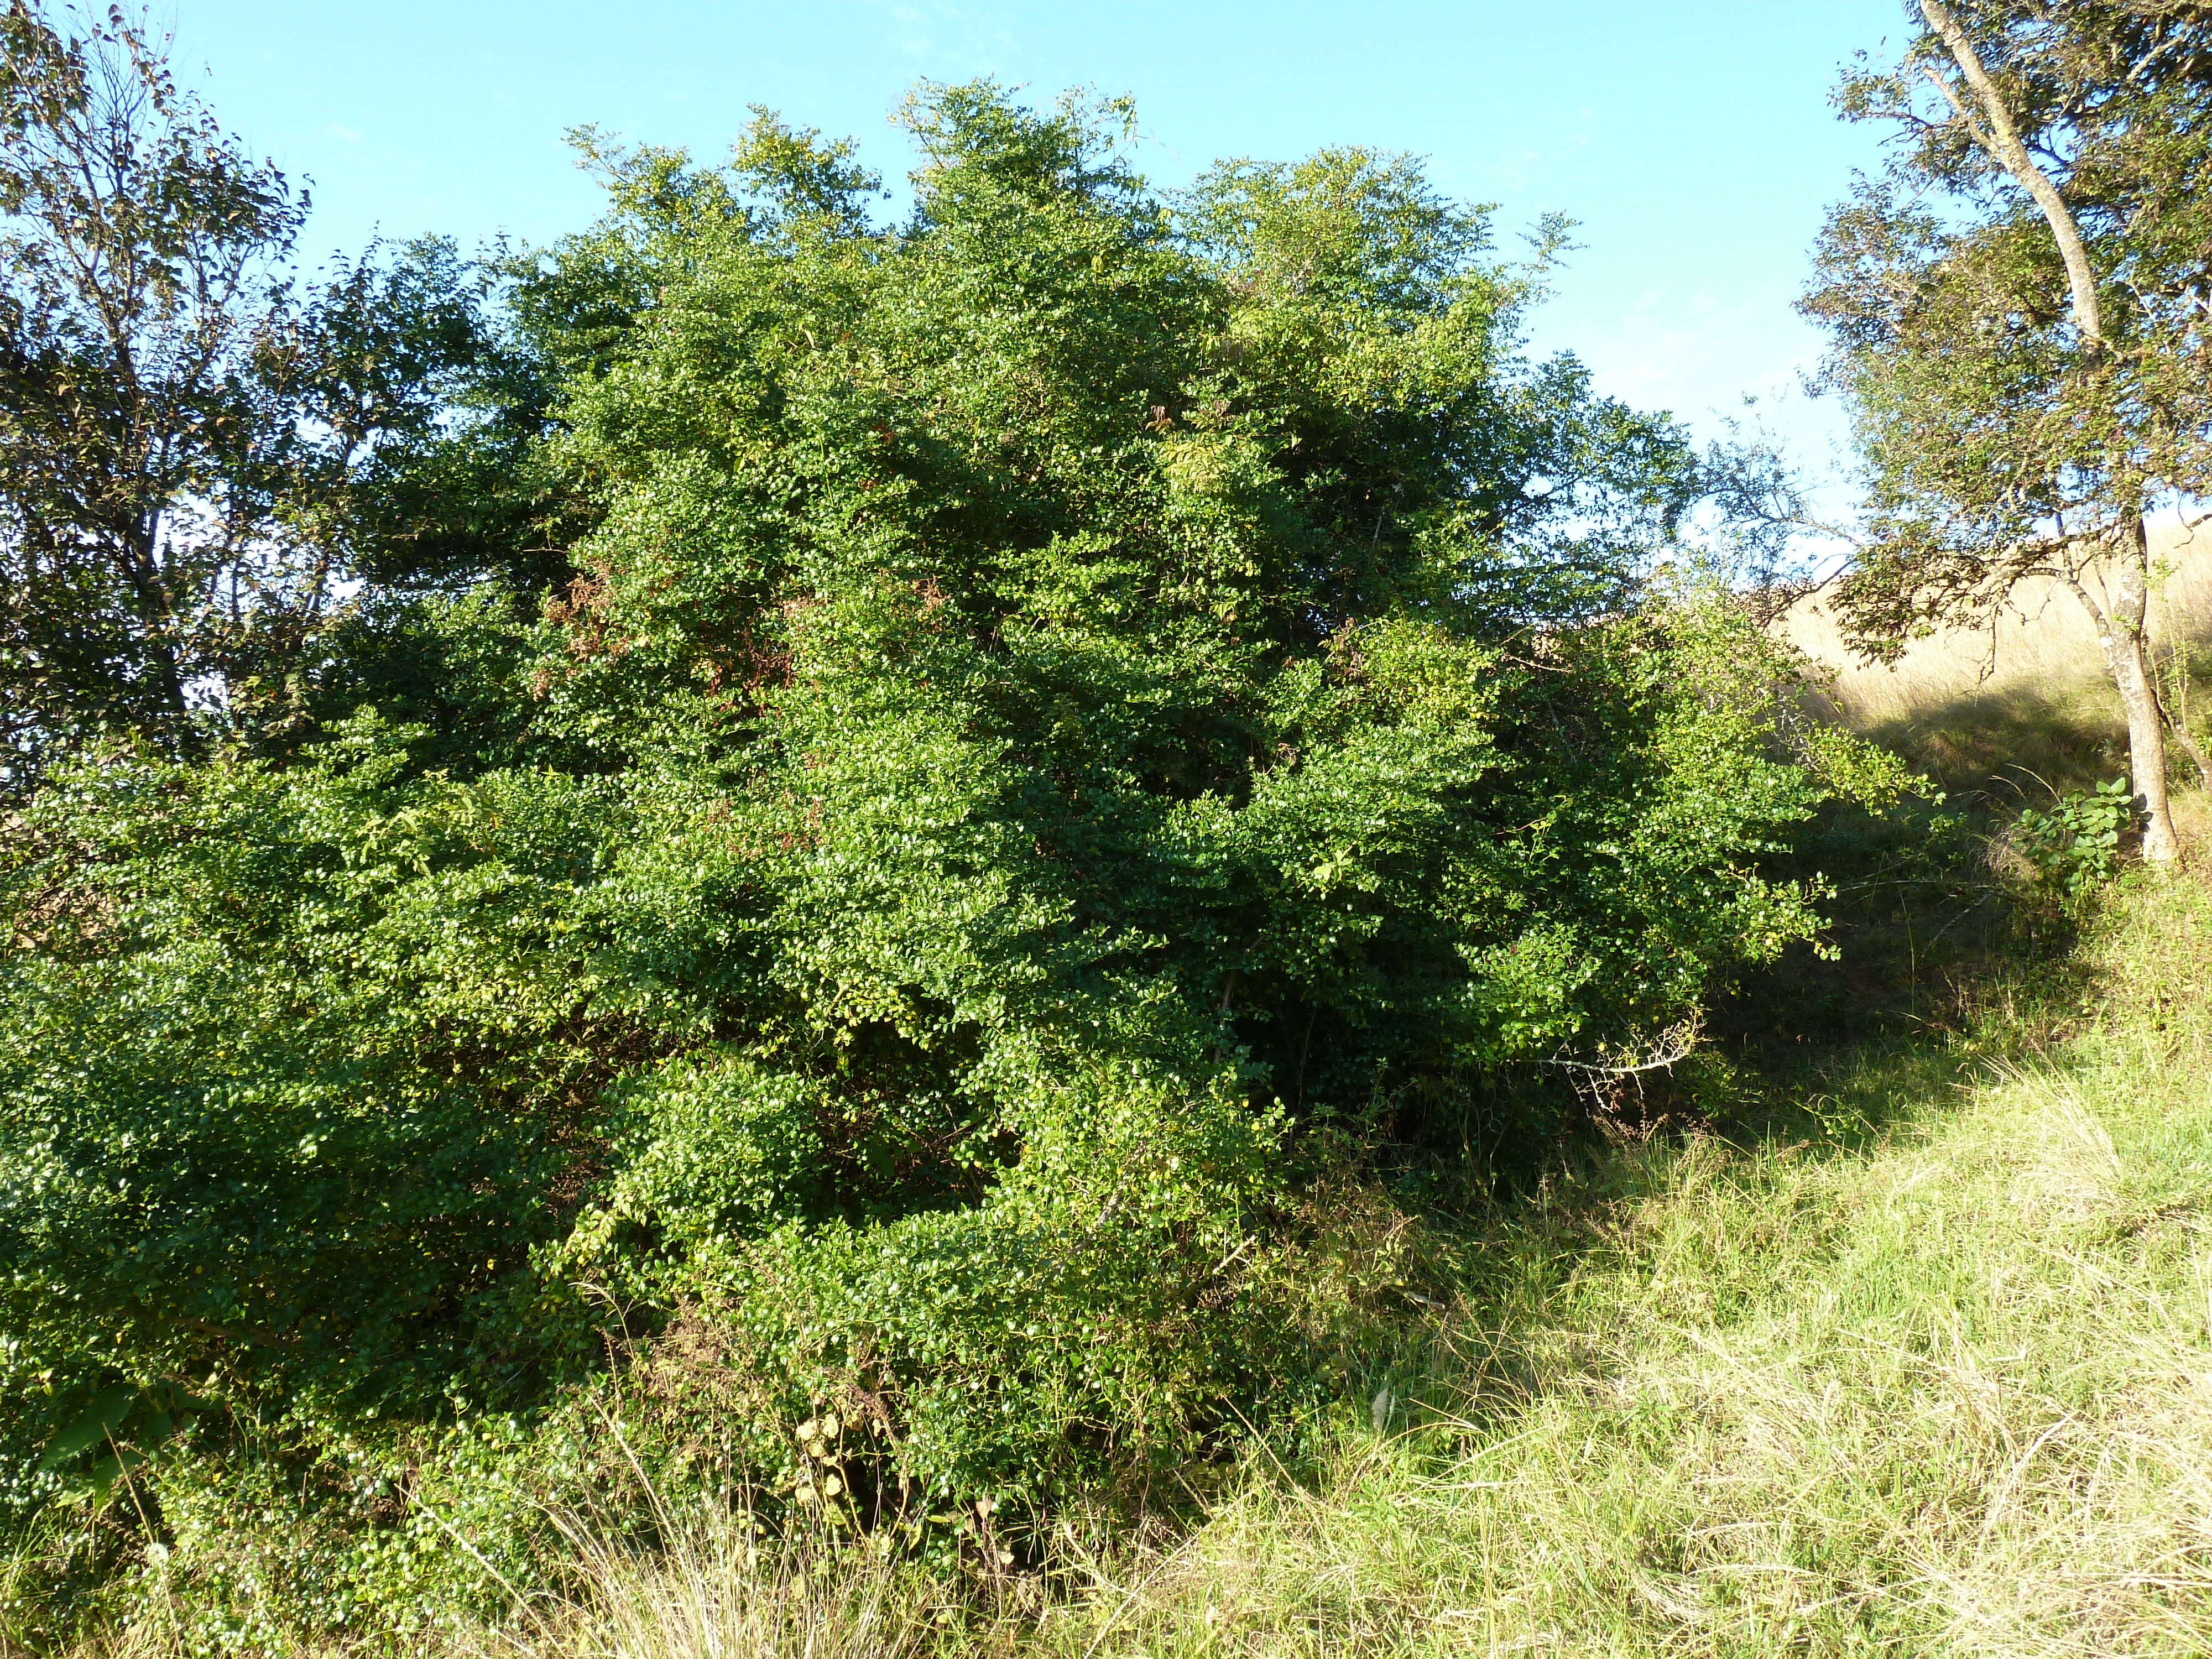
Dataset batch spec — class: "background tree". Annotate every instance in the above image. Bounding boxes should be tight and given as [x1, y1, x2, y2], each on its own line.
[0, 2, 492, 791]
[1804, 0, 2212, 863]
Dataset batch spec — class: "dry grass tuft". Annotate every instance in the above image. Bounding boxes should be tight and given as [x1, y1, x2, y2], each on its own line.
[483, 1516, 931, 1659]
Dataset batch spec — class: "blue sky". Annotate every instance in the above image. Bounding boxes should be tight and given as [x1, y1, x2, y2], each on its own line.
[169, 0, 1908, 468]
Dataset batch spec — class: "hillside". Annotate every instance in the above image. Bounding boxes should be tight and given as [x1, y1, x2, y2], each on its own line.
[1780, 516, 2212, 798]
[7, 12, 2211, 1652]
[1022, 867, 2212, 1657]
[35, 537, 2212, 1659]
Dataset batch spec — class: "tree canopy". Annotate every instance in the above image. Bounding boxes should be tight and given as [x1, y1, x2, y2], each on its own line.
[0, 1, 509, 791]
[1806, 0, 2212, 860]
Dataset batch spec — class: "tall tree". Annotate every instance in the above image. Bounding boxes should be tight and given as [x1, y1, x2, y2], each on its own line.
[0, 2, 486, 790]
[1806, 0, 2212, 863]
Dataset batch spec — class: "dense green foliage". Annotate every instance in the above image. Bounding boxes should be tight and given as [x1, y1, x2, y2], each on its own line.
[0, 67, 1912, 1646]
[0, 3, 520, 790]
[1809, 0, 2212, 593]
[1807, 0, 2212, 594]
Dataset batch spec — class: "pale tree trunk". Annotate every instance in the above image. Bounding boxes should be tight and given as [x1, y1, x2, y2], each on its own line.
[2069, 521, 2180, 867]
[1921, 0, 2104, 352]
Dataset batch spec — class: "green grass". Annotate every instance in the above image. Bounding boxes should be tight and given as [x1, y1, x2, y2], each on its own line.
[59, 870, 2212, 1658]
[1020, 872, 2212, 1658]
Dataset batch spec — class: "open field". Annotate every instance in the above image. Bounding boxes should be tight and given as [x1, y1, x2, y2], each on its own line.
[1781, 516, 2212, 797]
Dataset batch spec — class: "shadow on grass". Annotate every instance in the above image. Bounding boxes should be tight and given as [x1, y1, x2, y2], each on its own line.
[1338, 888, 2116, 1483]
[1858, 685, 2131, 805]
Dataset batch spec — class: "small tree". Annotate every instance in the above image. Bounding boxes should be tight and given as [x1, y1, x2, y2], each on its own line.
[1804, 0, 2212, 864]
[0, 2, 485, 788]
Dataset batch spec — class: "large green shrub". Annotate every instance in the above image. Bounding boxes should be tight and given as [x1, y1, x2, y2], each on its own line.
[0, 84, 1906, 1636]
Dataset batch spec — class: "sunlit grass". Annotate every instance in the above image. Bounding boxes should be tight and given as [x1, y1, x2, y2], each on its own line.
[1018, 868, 2212, 1657]
[1781, 516, 2212, 799]
[371, 865, 2212, 1659]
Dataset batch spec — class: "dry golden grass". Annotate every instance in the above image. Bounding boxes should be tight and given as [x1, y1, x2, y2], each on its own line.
[474, 1516, 931, 1659]
[1781, 515, 2212, 795]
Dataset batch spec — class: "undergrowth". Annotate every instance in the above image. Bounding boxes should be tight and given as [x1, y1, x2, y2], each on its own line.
[1016, 873, 2212, 1657]
[34, 825, 2212, 1656]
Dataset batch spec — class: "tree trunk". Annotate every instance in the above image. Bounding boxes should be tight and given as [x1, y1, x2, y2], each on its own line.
[1910, 6, 2183, 860]
[2094, 521, 2180, 867]
[119, 515, 191, 732]
[1921, 0, 2105, 352]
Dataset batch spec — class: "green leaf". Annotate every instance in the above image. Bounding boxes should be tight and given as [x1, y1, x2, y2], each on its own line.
[67, 1447, 148, 1509]
[36, 1385, 137, 1472]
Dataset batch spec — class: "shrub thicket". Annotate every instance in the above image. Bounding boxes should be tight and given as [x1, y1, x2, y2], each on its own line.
[0, 84, 1908, 1642]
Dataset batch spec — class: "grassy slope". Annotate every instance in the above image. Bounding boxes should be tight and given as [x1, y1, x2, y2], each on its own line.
[1038, 870, 2212, 1657]
[60, 811, 2212, 1655]
[1781, 516, 2212, 797]
[463, 867, 2212, 1659]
